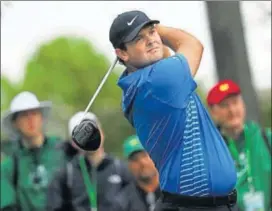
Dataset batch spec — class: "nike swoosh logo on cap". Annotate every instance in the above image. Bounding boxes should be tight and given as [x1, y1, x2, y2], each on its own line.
[127, 15, 138, 26]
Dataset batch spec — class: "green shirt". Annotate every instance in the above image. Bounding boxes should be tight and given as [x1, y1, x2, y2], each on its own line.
[0, 136, 67, 211]
[223, 121, 271, 211]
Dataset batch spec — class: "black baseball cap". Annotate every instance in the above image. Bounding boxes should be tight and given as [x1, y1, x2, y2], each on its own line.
[109, 10, 159, 48]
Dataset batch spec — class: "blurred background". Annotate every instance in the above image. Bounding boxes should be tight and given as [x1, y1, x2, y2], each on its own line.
[1, 1, 271, 157]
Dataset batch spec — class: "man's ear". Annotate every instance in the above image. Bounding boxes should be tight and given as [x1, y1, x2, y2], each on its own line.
[115, 48, 129, 62]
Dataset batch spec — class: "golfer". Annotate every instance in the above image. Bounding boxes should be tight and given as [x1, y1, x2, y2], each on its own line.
[72, 10, 238, 211]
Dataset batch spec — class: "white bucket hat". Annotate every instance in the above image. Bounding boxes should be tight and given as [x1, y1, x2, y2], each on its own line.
[1, 91, 52, 138]
[68, 111, 100, 137]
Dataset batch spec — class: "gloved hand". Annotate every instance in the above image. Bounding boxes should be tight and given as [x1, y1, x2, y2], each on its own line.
[72, 119, 101, 151]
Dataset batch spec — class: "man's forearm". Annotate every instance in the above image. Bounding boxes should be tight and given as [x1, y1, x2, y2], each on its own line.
[156, 24, 203, 76]
[157, 25, 201, 52]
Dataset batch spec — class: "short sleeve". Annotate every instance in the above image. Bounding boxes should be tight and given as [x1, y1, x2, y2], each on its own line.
[147, 54, 197, 109]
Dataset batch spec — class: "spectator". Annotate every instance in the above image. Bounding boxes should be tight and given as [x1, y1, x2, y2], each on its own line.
[46, 111, 133, 211]
[112, 135, 161, 211]
[55, 113, 83, 162]
[207, 79, 271, 211]
[0, 91, 66, 211]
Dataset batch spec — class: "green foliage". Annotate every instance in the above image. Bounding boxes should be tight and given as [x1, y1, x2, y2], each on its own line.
[99, 110, 135, 158]
[260, 104, 271, 128]
[258, 89, 272, 128]
[1, 77, 22, 112]
[196, 84, 207, 107]
[1, 77, 23, 140]
[22, 37, 121, 113]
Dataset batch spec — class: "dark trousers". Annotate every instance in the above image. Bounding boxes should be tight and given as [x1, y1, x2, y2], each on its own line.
[154, 190, 238, 211]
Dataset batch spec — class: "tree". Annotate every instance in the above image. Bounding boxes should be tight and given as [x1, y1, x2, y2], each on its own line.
[1, 77, 23, 140]
[1, 77, 21, 112]
[259, 88, 272, 128]
[22, 36, 122, 112]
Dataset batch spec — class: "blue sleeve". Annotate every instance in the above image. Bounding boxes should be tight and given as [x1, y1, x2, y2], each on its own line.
[147, 54, 197, 109]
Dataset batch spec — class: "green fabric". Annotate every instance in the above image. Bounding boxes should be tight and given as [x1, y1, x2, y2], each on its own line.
[0, 136, 67, 211]
[224, 121, 271, 211]
[1, 141, 15, 158]
[123, 135, 145, 158]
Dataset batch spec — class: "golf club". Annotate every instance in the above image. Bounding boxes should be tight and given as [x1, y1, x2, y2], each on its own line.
[81, 56, 118, 122]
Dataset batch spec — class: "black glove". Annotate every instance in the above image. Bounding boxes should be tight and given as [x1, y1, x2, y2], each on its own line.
[72, 119, 101, 151]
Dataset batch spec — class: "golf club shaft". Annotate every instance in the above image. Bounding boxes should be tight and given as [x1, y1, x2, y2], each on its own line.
[82, 57, 118, 120]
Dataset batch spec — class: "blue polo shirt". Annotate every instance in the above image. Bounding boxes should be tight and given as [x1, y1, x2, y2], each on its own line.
[118, 54, 237, 196]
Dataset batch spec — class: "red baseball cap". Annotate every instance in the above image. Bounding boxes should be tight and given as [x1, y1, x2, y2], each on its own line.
[207, 79, 241, 106]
